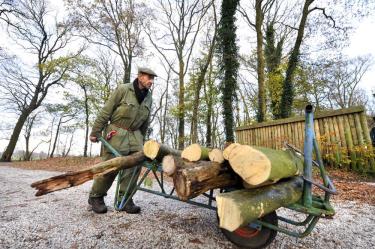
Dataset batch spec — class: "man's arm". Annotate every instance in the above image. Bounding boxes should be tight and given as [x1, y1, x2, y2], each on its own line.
[90, 86, 125, 141]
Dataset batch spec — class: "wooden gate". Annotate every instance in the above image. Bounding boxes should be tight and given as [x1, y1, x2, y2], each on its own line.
[235, 106, 374, 173]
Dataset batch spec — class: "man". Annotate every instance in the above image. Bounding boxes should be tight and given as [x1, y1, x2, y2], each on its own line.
[88, 67, 156, 214]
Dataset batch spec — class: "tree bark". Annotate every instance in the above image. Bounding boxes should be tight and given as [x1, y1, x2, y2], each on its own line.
[83, 85, 89, 157]
[173, 160, 237, 201]
[227, 145, 303, 186]
[47, 117, 55, 157]
[31, 151, 146, 196]
[191, 12, 217, 143]
[178, 59, 185, 150]
[217, 176, 303, 232]
[255, 0, 266, 122]
[204, 60, 214, 147]
[49, 116, 63, 158]
[217, 0, 240, 143]
[280, 0, 315, 118]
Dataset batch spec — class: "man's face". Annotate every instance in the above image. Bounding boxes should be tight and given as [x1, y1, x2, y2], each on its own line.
[138, 73, 154, 90]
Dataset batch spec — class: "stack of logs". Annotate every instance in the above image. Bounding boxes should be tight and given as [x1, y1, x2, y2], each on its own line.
[31, 140, 305, 232]
[144, 140, 304, 231]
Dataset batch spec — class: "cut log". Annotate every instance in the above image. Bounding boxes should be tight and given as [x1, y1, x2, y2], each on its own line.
[143, 140, 181, 161]
[31, 151, 146, 196]
[208, 148, 225, 163]
[181, 144, 210, 161]
[162, 155, 177, 176]
[173, 160, 237, 201]
[228, 145, 303, 186]
[222, 143, 241, 160]
[161, 155, 193, 176]
[216, 176, 303, 232]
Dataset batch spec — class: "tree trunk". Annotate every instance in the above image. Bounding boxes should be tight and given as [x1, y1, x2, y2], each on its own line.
[83, 85, 89, 157]
[217, 176, 303, 232]
[31, 151, 146, 196]
[227, 145, 303, 186]
[47, 117, 55, 157]
[1, 110, 30, 162]
[24, 134, 31, 161]
[63, 132, 74, 157]
[173, 160, 237, 201]
[204, 61, 214, 147]
[217, 0, 240, 143]
[161, 70, 170, 144]
[125, 53, 132, 83]
[190, 75, 200, 144]
[143, 140, 181, 161]
[178, 59, 185, 150]
[280, 0, 314, 118]
[256, 0, 266, 122]
[49, 117, 63, 158]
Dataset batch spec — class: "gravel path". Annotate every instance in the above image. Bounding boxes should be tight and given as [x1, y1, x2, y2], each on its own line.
[0, 164, 374, 249]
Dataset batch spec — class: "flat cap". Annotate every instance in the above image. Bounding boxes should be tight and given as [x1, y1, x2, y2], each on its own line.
[138, 67, 157, 77]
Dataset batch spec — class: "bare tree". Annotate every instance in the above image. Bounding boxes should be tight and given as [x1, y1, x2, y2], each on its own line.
[146, 0, 212, 149]
[66, 0, 152, 83]
[61, 127, 75, 157]
[0, 0, 81, 161]
[49, 112, 75, 158]
[239, 0, 276, 122]
[23, 112, 46, 161]
[190, 2, 217, 144]
[327, 55, 372, 108]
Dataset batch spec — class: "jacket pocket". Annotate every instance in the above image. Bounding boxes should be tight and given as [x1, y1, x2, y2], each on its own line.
[132, 104, 150, 129]
[117, 101, 137, 121]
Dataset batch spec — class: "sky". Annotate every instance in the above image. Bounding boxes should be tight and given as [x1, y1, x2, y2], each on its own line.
[0, 0, 375, 157]
[344, 17, 375, 92]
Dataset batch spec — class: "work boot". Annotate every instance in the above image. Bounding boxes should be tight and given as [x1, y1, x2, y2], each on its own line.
[123, 198, 141, 214]
[88, 196, 107, 214]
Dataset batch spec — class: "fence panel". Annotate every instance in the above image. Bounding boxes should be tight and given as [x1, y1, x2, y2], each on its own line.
[235, 106, 374, 173]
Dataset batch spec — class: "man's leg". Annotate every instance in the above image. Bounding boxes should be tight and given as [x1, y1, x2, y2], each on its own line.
[118, 155, 143, 213]
[88, 153, 117, 213]
[90, 171, 118, 198]
[118, 166, 142, 196]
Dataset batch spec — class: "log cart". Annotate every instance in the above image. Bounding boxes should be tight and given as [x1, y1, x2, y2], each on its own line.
[104, 105, 337, 249]
[30, 105, 337, 249]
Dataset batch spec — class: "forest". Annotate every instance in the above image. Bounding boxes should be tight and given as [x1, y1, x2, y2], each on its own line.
[0, 0, 374, 162]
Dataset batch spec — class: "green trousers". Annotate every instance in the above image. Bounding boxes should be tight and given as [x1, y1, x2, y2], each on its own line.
[89, 151, 142, 198]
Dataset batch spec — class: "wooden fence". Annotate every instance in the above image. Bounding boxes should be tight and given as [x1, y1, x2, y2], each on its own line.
[235, 106, 375, 173]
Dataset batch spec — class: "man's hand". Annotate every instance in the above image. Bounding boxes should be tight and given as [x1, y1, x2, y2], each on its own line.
[90, 136, 98, 143]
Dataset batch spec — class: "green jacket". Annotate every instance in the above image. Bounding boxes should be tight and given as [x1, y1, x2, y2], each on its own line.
[91, 83, 152, 154]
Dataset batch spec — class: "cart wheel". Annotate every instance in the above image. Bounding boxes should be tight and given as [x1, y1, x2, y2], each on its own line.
[220, 211, 278, 249]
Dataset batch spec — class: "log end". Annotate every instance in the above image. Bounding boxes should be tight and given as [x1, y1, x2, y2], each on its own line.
[173, 171, 189, 200]
[162, 155, 176, 176]
[216, 194, 241, 232]
[143, 140, 161, 160]
[228, 145, 271, 186]
[223, 143, 241, 160]
[181, 143, 202, 162]
[209, 148, 225, 163]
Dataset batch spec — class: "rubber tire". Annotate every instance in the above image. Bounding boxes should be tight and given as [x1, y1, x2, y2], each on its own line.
[220, 211, 278, 249]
